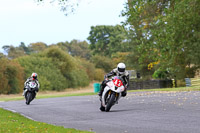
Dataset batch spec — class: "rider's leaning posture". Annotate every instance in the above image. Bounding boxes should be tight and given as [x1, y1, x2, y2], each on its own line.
[22, 73, 40, 96]
[98, 63, 129, 98]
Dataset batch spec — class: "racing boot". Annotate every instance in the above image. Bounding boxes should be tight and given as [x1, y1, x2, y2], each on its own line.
[98, 85, 104, 97]
[22, 89, 27, 96]
[98, 86, 104, 102]
[121, 89, 127, 97]
[100, 104, 105, 111]
[34, 91, 37, 98]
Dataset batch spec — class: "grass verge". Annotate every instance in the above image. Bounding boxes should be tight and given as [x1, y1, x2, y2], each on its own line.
[0, 82, 96, 102]
[0, 108, 92, 133]
[0, 92, 96, 102]
[0, 86, 200, 102]
[129, 86, 200, 92]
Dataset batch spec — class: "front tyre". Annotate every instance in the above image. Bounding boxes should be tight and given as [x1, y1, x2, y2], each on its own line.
[26, 92, 32, 105]
[105, 93, 116, 112]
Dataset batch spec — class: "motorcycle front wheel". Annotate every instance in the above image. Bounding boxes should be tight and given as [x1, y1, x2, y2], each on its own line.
[105, 93, 116, 112]
[26, 92, 32, 105]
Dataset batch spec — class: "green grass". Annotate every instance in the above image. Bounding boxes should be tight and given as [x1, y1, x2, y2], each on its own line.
[0, 97, 24, 102]
[0, 92, 96, 102]
[0, 108, 92, 133]
[38, 92, 96, 99]
[129, 86, 200, 92]
[1, 86, 200, 102]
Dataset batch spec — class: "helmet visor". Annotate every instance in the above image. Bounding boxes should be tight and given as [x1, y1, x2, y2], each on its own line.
[118, 68, 125, 73]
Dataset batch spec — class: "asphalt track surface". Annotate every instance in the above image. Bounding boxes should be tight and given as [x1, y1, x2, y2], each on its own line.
[1, 91, 200, 133]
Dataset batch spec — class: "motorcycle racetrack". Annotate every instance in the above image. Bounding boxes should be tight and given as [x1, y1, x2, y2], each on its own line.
[1, 91, 200, 133]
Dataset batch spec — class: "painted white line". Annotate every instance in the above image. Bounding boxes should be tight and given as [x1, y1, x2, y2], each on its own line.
[3, 108, 36, 121]
[21, 114, 35, 121]
[4, 108, 17, 113]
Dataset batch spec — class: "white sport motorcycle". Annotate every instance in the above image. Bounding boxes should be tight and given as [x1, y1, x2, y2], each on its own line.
[24, 81, 37, 105]
[100, 76, 125, 112]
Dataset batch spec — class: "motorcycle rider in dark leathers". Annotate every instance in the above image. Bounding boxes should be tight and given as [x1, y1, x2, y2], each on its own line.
[22, 73, 40, 96]
[98, 63, 129, 98]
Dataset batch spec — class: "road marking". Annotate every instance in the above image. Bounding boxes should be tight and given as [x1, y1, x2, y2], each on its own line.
[3, 107, 36, 121]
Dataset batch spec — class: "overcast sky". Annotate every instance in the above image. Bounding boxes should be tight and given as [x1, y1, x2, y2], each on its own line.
[0, 0, 126, 51]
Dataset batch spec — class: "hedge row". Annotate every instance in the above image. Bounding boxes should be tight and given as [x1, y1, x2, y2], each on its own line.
[0, 47, 105, 94]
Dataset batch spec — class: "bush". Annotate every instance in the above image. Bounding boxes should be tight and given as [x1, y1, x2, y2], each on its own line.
[75, 57, 96, 80]
[67, 69, 90, 88]
[152, 68, 169, 79]
[0, 58, 24, 94]
[17, 56, 68, 91]
[176, 79, 186, 87]
[41, 47, 90, 88]
[94, 68, 105, 81]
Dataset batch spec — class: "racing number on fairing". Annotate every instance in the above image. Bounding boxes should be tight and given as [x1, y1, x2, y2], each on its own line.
[113, 79, 123, 87]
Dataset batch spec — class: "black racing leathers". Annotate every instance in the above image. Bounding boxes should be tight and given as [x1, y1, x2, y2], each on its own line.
[99, 68, 129, 97]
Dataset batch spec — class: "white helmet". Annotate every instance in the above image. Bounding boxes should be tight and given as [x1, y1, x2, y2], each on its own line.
[117, 63, 126, 74]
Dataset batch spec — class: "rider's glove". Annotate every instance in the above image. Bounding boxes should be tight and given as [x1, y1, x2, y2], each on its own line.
[35, 87, 39, 92]
[105, 78, 109, 81]
[124, 85, 128, 90]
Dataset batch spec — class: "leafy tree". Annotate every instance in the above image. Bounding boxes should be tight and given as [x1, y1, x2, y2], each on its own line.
[69, 40, 91, 59]
[28, 42, 48, 53]
[2, 45, 10, 54]
[122, 0, 200, 79]
[2, 42, 47, 59]
[56, 40, 91, 59]
[2, 45, 26, 59]
[121, 0, 172, 78]
[87, 25, 128, 57]
[0, 52, 5, 58]
[19, 42, 31, 55]
[56, 41, 70, 52]
[91, 55, 115, 73]
[152, 0, 200, 78]
[111, 52, 130, 67]
[36, 0, 78, 15]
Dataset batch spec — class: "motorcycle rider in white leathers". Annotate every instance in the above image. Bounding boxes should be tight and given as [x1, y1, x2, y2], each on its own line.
[22, 73, 40, 96]
[98, 63, 129, 97]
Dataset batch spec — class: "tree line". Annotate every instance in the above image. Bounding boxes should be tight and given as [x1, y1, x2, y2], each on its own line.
[1, 0, 199, 94]
[0, 38, 118, 94]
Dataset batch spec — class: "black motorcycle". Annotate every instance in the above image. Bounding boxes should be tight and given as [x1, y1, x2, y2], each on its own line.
[24, 82, 37, 105]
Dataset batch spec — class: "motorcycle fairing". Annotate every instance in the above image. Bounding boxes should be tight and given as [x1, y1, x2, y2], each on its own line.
[28, 81, 37, 88]
[101, 80, 124, 107]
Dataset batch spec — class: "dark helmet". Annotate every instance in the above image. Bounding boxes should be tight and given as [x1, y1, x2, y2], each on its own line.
[31, 73, 37, 80]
